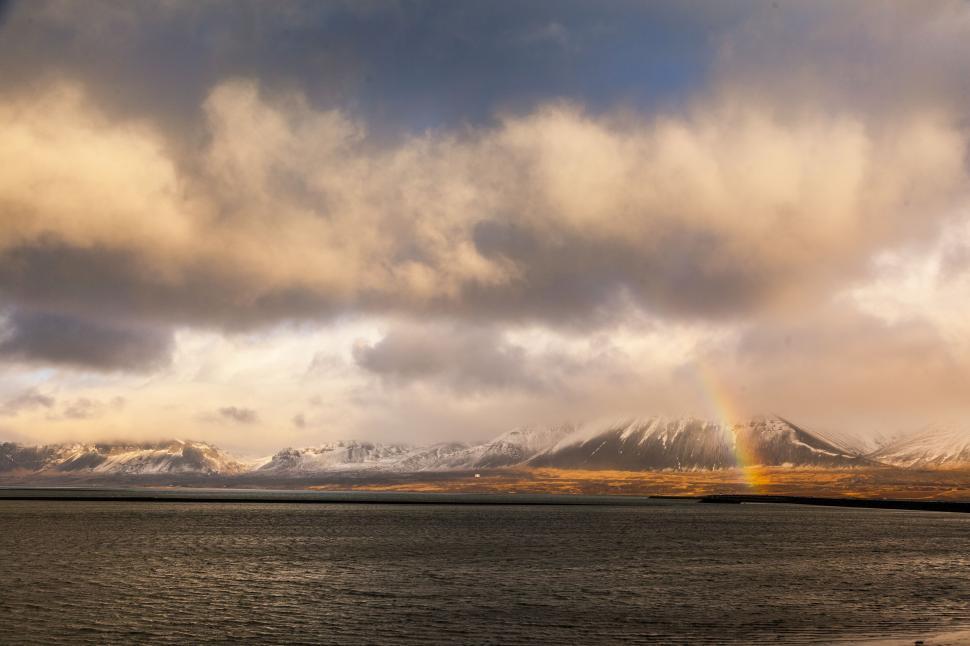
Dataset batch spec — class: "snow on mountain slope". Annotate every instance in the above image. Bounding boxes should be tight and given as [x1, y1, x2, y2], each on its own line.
[741, 416, 867, 466]
[868, 427, 970, 468]
[529, 416, 869, 470]
[0, 440, 244, 475]
[0, 443, 61, 473]
[532, 417, 734, 470]
[465, 425, 576, 468]
[9, 414, 964, 479]
[257, 441, 412, 473]
[393, 442, 472, 471]
[404, 425, 576, 470]
[795, 426, 876, 456]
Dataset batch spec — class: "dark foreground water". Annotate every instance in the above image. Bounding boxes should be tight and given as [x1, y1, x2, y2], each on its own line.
[1, 498, 969, 644]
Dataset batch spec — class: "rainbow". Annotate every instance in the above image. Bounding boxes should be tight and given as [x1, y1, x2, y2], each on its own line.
[693, 362, 768, 493]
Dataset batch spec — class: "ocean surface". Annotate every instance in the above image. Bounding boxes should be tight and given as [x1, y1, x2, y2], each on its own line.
[1, 494, 969, 644]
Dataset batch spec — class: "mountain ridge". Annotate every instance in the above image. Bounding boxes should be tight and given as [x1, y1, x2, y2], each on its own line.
[868, 427, 970, 469]
[3, 415, 967, 478]
[528, 416, 872, 471]
[0, 439, 244, 476]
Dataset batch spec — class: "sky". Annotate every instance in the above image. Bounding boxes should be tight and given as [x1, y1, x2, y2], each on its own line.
[0, 0, 969, 454]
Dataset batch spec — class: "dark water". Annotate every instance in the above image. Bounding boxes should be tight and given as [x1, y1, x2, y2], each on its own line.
[1, 499, 969, 644]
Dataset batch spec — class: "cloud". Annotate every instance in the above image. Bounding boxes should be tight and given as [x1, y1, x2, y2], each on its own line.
[1, 1, 970, 448]
[713, 1, 970, 118]
[0, 309, 174, 371]
[0, 1, 732, 136]
[1, 389, 55, 416]
[516, 21, 570, 49]
[217, 406, 259, 424]
[697, 305, 970, 434]
[61, 396, 125, 421]
[353, 322, 540, 393]
[0, 79, 964, 346]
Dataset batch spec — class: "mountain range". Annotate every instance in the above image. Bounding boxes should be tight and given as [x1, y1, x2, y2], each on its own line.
[0, 439, 245, 476]
[2, 416, 968, 480]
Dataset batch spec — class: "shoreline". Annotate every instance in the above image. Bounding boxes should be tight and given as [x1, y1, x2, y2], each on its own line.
[0, 487, 657, 506]
[697, 494, 970, 513]
[855, 627, 970, 645]
[1, 486, 969, 512]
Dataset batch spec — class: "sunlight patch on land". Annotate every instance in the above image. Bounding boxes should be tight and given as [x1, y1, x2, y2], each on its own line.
[308, 467, 970, 500]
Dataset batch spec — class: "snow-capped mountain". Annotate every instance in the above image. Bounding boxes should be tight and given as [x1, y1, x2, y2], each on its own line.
[257, 441, 412, 473]
[249, 418, 865, 474]
[529, 416, 869, 470]
[256, 426, 576, 474]
[392, 442, 472, 471]
[403, 425, 575, 471]
[793, 426, 883, 456]
[868, 427, 970, 469]
[5, 415, 970, 481]
[0, 440, 243, 475]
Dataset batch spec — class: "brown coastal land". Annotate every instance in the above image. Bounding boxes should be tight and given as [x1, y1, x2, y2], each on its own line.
[306, 466, 970, 500]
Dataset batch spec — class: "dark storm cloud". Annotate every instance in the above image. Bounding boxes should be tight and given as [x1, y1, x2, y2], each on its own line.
[0, 241, 337, 331]
[467, 220, 767, 322]
[0, 0, 730, 140]
[0, 310, 174, 371]
[218, 406, 259, 424]
[350, 321, 613, 394]
[353, 323, 541, 393]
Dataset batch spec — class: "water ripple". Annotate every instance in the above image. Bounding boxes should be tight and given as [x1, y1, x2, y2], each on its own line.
[1, 501, 969, 644]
